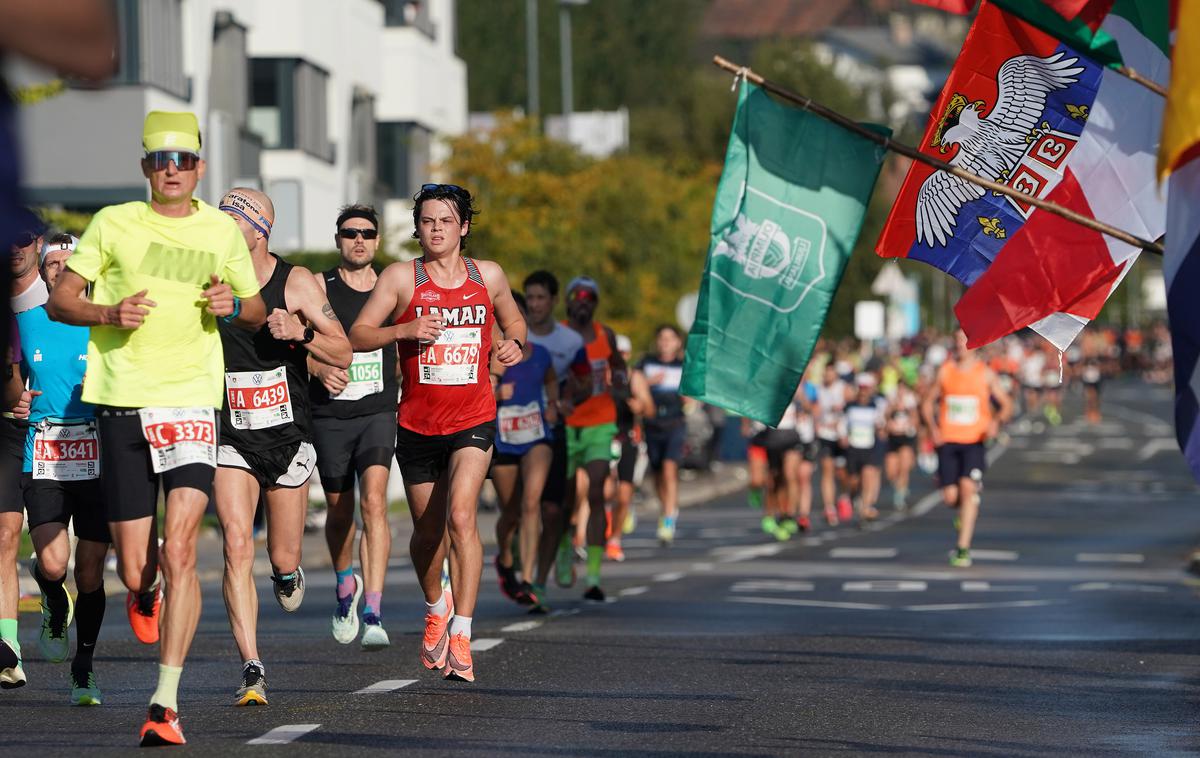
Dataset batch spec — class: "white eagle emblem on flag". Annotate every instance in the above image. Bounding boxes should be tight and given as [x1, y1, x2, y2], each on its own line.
[915, 52, 1085, 247]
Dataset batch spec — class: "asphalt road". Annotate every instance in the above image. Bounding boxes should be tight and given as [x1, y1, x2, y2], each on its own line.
[4, 379, 1200, 756]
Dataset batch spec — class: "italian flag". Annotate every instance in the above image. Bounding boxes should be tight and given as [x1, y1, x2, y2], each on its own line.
[878, 0, 1170, 350]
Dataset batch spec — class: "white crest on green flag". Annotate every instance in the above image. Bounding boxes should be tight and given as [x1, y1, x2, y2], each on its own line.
[681, 80, 889, 426]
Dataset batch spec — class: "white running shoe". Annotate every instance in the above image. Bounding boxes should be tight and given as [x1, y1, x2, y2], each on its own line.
[271, 566, 305, 613]
[0, 638, 25, 689]
[331, 573, 363, 644]
[361, 616, 390, 651]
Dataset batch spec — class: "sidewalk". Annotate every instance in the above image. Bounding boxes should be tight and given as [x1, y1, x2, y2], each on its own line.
[194, 462, 749, 582]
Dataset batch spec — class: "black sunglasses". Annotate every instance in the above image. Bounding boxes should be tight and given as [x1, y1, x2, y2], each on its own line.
[420, 183, 464, 194]
[339, 227, 379, 240]
[144, 150, 199, 172]
[12, 232, 38, 248]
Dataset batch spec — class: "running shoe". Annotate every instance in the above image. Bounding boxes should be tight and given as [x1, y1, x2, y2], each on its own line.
[139, 703, 185, 746]
[555, 534, 576, 588]
[494, 555, 522, 602]
[443, 632, 474, 682]
[0, 638, 25, 689]
[361, 613, 390, 651]
[421, 589, 454, 671]
[950, 548, 973, 568]
[836, 495, 854, 523]
[657, 519, 675, 546]
[515, 581, 539, 606]
[331, 573, 363, 645]
[772, 523, 791, 542]
[605, 540, 625, 562]
[823, 507, 839, 527]
[235, 662, 267, 706]
[779, 517, 799, 536]
[574, 544, 588, 562]
[796, 516, 811, 533]
[271, 566, 305, 613]
[622, 510, 637, 534]
[583, 585, 606, 603]
[126, 586, 161, 645]
[893, 489, 908, 510]
[527, 584, 550, 615]
[761, 515, 778, 536]
[36, 568, 75, 664]
[70, 669, 102, 706]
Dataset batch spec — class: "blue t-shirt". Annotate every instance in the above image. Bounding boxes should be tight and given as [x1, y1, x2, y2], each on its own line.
[495, 343, 553, 456]
[15, 305, 92, 472]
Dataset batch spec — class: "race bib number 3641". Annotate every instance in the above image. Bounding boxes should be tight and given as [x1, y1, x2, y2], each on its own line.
[33, 423, 99, 481]
[138, 407, 217, 473]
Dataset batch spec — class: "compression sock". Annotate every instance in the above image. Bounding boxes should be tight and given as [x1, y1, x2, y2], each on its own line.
[363, 591, 382, 618]
[71, 585, 106, 675]
[748, 487, 764, 509]
[32, 562, 69, 618]
[150, 664, 183, 711]
[426, 594, 448, 617]
[335, 567, 355, 601]
[448, 615, 472, 640]
[586, 546, 603, 588]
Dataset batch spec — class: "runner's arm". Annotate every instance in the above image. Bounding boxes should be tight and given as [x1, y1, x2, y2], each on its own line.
[0, 1, 117, 81]
[989, 370, 1014, 425]
[629, 368, 654, 418]
[282, 269, 352, 369]
[4, 364, 21, 409]
[349, 263, 418, 350]
[920, 382, 941, 445]
[479, 261, 526, 367]
[543, 363, 560, 426]
[46, 270, 156, 328]
[605, 326, 628, 395]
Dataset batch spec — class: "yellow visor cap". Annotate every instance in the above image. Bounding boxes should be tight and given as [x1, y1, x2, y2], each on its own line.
[143, 111, 201, 154]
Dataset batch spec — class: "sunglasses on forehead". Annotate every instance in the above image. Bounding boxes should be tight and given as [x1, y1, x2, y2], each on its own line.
[420, 183, 464, 194]
[338, 227, 379, 240]
[143, 150, 199, 172]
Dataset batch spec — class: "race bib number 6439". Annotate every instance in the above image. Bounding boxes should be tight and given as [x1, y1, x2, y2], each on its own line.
[138, 407, 217, 473]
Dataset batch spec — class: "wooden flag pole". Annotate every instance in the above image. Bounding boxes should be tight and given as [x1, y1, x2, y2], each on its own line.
[1119, 65, 1168, 98]
[713, 56, 1165, 256]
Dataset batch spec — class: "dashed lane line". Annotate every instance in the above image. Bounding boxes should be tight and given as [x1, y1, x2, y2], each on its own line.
[247, 724, 322, 745]
[353, 680, 417, 695]
[830, 547, 898, 559]
[618, 586, 650, 596]
[961, 581, 1036, 592]
[1070, 582, 1169, 593]
[842, 580, 927, 592]
[969, 550, 1020, 562]
[653, 571, 686, 582]
[472, 638, 505, 651]
[727, 595, 889, 611]
[501, 620, 543, 632]
[730, 580, 814, 593]
[1076, 553, 1145, 564]
[903, 599, 1058, 612]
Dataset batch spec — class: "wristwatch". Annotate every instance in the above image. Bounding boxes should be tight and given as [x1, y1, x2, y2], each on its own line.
[301, 326, 315, 344]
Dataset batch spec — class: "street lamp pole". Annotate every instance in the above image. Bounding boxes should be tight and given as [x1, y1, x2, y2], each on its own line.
[526, 0, 539, 120]
[558, 0, 587, 141]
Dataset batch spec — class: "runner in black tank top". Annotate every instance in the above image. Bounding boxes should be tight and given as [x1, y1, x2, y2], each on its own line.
[213, 188, 351, 707]
[310, 204, 400, 653]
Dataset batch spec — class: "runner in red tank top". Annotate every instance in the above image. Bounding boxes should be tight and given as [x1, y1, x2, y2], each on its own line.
[349, 184, 524, 683]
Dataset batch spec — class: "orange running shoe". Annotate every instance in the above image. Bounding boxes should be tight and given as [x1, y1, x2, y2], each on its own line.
[420, 589, 454, 670]
[605, 540, 625, 562]
[139, 703, 185, 746]
[126, 586, 161, 645]
[443, 633, 474, 682]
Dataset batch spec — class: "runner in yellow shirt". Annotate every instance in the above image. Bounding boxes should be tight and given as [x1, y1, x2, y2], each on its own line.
[47, 111, 264, 746]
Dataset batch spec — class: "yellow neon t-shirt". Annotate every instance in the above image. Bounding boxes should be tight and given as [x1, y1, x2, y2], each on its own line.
[67, 200, 260, 409]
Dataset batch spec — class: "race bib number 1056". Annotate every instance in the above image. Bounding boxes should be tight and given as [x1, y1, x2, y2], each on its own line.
[138, 407, 217, 473]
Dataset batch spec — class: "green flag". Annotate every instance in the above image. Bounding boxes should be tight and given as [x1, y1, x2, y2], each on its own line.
[681, 80, 889, 426]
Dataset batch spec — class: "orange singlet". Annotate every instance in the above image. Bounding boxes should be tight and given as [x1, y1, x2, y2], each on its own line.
[937, 359, 992, 445]
[565, 321, 616, 428]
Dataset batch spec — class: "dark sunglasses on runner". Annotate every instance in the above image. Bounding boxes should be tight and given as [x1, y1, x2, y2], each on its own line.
[143, 150, 199, 172]
[12, 232, 38, 248]
[420, 183, 464, 194]
[338, 227, 379, 240]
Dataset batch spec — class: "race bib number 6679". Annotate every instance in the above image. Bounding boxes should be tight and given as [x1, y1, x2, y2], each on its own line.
[138, 407, 217, 473]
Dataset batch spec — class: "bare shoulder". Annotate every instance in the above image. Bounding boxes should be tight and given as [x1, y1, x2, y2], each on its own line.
[313, 268, 329, 293]
[285, 264, 323, 303]
[474, 259, 508, 290]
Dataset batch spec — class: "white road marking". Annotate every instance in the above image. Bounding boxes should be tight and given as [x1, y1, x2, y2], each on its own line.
[1138, 438, 1179, 461]
[960, 581, 1036, 593]
[247, 724, 321, 745]
[691, 562, 715, 571]
[842, 580, 927, 592]
[353, 679, 417, 695]
[730, 580, 814, 593]
[830, 547, 898, 559]
[1097, 438, 1135, 449]
[712, 544, 785, 562]
[727, 596, 888, 611]
[501, 620, 543, 632]
[549, 608, 580, 618]
[969, 550, 1020, 562]
[903, 599, 1058, 612]
[618, 586, 650, 596]
[1071, 582, 1169, 593]
[472, 638, 505, 651]
[1076, 553, 1145, 564]
[653, 571, 686, 583]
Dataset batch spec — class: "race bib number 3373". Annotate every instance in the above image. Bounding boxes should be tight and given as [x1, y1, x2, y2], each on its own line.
[138, 407, 217, 473]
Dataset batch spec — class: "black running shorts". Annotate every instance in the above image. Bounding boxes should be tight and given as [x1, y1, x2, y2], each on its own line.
[312, 410, 397, 493]
[394, 420, 496, 485]
[219, 439, 317, 489]
[22, 474, 110, 543]
[96, 407, 216, 522]
[542, 425, 569, 505]
[0, 417, 25, 514]
[937, 442, 986, 487]
[845, 445, 880, 476]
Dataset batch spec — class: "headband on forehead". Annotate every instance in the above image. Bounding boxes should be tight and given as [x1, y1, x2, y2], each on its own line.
[219, 191, 272, 238]
[336, 208, 377, 229]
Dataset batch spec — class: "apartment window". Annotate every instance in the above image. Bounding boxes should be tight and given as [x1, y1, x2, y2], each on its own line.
[249, 58, 333, 162]
[382, 0, 436, 37]
[377, 122, 431, 200]
[112, 0, 188, 97]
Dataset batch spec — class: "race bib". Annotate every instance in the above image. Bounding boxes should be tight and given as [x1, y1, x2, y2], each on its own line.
[849, 424, 875, 449]
[946, 395, 980, 426]
[590, 358, 609, 397]
[33, 422, 99, 481]
[138, 407, 217, 473]
[336, 349, 384, 401]
[498, 401, 545, 446]
[796, 416, 815, 444]
[419, 327, 481, 385]
[226, 366, 292, 430]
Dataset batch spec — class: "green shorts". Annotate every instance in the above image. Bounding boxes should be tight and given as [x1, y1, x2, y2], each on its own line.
[565, 422, 618, 475]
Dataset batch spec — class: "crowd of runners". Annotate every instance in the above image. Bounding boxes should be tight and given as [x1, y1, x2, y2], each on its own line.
[0, 109, 1162, 747]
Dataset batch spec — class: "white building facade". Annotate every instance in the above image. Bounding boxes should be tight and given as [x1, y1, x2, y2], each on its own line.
[16, 0, 466, 252]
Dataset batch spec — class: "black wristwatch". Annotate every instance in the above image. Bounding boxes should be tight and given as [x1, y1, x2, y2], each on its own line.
[301, 326, 315, 344]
